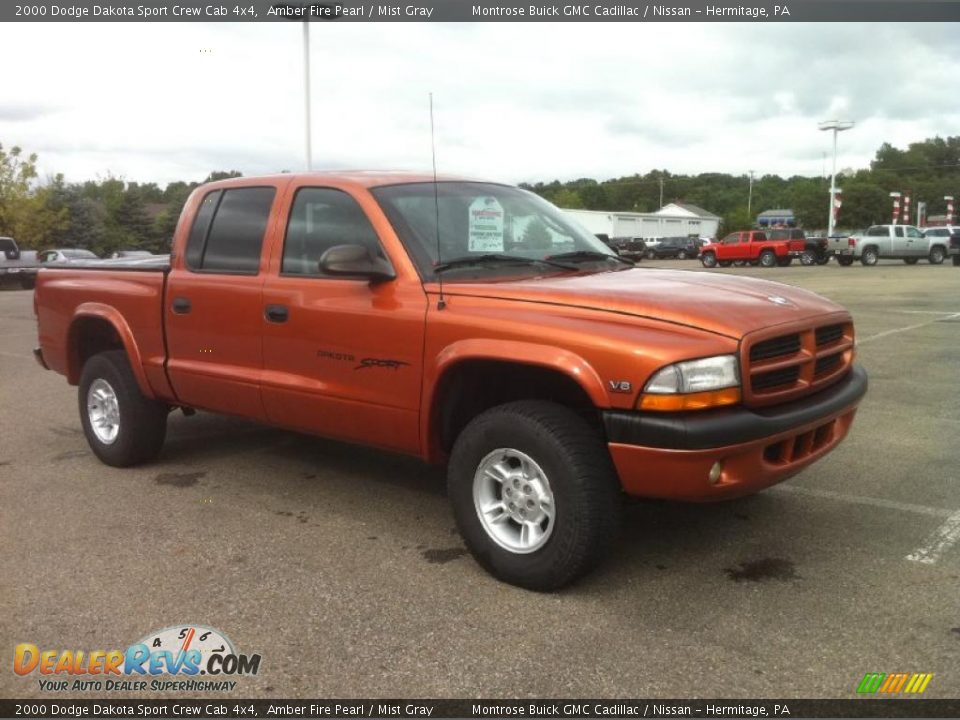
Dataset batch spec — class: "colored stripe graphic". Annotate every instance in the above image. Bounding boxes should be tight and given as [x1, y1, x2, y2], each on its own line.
[857, 672, 933, 694]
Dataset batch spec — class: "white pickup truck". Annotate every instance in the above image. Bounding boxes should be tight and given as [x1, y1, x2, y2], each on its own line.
[832, 224, 949, 266]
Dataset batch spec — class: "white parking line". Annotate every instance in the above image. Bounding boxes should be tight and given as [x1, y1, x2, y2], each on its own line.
[906, 511, 960, 565]
[858, 313, 960, 345]
[773, 484, 954, 518]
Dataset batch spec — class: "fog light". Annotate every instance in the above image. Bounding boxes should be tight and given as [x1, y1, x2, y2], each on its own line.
[708, 461, 723, 485]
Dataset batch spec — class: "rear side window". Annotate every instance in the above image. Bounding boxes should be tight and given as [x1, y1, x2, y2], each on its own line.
[866, 226, 887, 237]
[281, 187, 383, 276]
[186, 187, 276, 274]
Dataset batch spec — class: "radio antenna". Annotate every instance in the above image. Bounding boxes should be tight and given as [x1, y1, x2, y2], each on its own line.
[430, 92, 446, 311]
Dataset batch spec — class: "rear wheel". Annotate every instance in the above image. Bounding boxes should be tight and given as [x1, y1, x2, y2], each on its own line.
[799, 251, 816, 266]
[903, 258, 919, 265]
[700, 251, 717, 268]
[759, 250, 777, 268]
[79, 350, 168, 467]
[448, 401, 621, 591]
[861, 247, 879, 266]
[837, 256, 855, 267]
[929, 246, 946, 265]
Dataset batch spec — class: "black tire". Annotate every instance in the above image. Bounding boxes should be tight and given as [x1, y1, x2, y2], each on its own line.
[816, 255, 831, 265]
[759, 250, 777, 268]
[953, 255, 960, 266]
[928, 246, 946, 265]
[677, 250, 688, 260]
[799, 251, 815, 266]
[646, 249, 656, 260]
[860, 247, 878, 266]
[718, 260, 733, 267]
[837, 256, 855, 267]
[20, 276, 36, 290]
[79, 350, 168, 467]
[904, 258, 919, 265]
[701, 252, 717, 268]
[448, 400, 621, 591]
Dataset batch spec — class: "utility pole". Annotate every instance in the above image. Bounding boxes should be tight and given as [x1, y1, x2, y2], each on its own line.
[303, 21, 313, 170]
[819, 119, 855, 236]
[658, 177, 664, 209]
[747, 170, 755, 218]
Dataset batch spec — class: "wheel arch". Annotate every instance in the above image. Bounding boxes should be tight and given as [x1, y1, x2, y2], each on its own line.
[422, 340, 607, 463]
[67, 304, 153, 397]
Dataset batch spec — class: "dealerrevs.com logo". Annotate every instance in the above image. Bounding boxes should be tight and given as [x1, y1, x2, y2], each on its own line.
[14, 625, 261, 693]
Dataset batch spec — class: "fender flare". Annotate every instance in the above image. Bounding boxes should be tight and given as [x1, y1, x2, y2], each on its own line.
[67, 303, 154, 397]
[420, 338, 608, 461]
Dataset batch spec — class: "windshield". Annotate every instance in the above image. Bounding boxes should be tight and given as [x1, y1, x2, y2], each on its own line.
[371, 182, 620, 280]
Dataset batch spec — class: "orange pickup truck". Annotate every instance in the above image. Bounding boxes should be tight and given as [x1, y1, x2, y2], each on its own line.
[33, 172, 867, 589]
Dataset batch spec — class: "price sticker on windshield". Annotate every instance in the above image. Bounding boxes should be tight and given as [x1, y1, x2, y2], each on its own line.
[468, 196, 505, 252]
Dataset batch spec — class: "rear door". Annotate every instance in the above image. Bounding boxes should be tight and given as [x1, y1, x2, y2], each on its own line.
[164, 184, 281, 419]
[903, 226, 925, 257]
[259, 182, 427, 454]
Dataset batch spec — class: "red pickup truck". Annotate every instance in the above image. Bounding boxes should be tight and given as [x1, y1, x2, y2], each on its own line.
[700, 230, 807, 268]
[33, 172, 867, 589]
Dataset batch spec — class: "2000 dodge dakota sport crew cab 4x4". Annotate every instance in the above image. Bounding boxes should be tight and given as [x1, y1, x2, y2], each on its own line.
[33, 172, 868, 590]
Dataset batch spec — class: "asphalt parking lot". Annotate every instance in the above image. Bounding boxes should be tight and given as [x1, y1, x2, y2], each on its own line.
[1, 259, 958, 700]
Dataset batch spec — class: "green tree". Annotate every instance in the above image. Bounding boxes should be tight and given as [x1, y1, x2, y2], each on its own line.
[522, 217, 552, 249]
[551, 188, 584, 209]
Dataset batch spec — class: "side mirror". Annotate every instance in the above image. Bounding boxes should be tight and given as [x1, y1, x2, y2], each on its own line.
[319, 244, 395, 282]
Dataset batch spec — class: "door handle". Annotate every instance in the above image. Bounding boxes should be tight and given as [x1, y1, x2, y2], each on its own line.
[264, 304, 289, 323]
[171, 297, 191, 314]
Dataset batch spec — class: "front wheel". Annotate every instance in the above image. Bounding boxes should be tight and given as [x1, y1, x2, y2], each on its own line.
[929, 247, 946, 265]
[701, 251, 717, 268]
[799, 251, 816, 266]
[448, 401, 621, 591]
[79, 350, 168, 467]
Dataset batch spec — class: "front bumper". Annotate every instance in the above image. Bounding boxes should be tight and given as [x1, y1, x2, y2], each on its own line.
[603, 364, 867, 501]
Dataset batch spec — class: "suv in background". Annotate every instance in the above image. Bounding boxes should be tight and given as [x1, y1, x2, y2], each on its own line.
[923, 226, 960, 266]
[645, 236, 699, 260]
[832, 225, 947, 266]
[767, 229, 831, 265]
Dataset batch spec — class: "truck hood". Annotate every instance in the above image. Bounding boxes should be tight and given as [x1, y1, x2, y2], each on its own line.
[439, 268, 846, 339]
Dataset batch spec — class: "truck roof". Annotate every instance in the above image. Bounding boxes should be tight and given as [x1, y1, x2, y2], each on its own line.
[201, 170, 489, 191]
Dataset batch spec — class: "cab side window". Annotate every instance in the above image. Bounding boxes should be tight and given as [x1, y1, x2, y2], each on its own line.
[866, 226, 887, 237]
[906, 227, 923, 238]
[722, 233, 739, 245]
[185, 187, 276, 274]
[282, 188, 384, 276]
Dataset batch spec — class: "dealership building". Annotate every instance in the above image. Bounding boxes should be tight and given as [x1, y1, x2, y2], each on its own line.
[563, 203, 721, 240]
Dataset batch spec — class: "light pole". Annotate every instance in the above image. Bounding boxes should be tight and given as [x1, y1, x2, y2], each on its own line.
[819, 120, 854, 236]
[302, 21, 313, 171]
[747, 170, 755, 219]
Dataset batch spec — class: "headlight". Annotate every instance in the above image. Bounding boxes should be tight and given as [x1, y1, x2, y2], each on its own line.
[640, 355, 740, 411]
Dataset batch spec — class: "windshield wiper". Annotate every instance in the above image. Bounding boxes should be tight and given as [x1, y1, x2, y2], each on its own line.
[433, 254, 577, 273]
[545, 250, 634, 266]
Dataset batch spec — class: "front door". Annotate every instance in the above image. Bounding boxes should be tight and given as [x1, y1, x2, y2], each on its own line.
[903, 226, 925, 257]
[260, 185, 427, 454]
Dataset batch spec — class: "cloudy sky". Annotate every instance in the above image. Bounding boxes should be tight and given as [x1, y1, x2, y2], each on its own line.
[2, 21, 958, 187]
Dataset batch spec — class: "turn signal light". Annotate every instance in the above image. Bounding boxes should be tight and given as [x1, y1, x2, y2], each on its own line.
[639, 387, 741, 412]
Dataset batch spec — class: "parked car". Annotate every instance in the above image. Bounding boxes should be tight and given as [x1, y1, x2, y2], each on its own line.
[614, 237, 648, 260]
[831, 224, 948, 266]
[0, 236, 39, 289]
[922, 227, 960, 267]
[34, 171, 867, 590]
[700, 230, 806, 268]
[766, 229, 831, 265]
[645, 236, 699, 260]
[38, 248, 101, 264]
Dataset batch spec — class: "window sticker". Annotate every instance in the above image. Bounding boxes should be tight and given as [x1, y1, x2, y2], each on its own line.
[468, 196, 505, 252]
